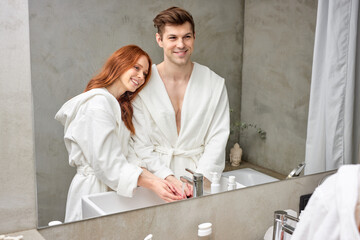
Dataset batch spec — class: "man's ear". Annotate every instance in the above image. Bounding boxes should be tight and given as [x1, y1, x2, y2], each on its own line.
[156, 33, 163, 48]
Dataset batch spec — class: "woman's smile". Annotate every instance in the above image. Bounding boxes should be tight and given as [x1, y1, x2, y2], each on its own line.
[130, 77, 140, 87]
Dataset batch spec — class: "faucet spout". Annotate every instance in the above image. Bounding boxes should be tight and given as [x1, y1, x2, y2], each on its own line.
[180, 172, 204, 197]
[272, 210, 299, 240]
[286, 162, 306, 179]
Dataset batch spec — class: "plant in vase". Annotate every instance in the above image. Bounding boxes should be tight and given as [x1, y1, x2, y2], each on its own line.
[229, 109, 267, 166]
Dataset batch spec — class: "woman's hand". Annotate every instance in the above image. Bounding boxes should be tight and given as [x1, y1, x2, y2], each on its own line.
[150, 178, 184, 202]
[165, 175, 193, 198]
[137, 169, 183, 202]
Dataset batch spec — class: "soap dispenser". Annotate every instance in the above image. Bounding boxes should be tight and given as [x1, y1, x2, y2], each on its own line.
[210, 172, 220, 194]
[227, 175, 236, 191]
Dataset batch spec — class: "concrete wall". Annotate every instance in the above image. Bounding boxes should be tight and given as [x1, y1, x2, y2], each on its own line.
[0, 0, 37, 234]
[29, 0, 244, 226]
[241, 0, 318, 175]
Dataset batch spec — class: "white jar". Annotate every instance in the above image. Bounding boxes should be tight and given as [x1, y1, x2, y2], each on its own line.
[198, 222, 213, 239]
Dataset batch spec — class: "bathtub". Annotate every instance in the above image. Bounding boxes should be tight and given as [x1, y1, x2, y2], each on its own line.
[222, 168, 279, 187]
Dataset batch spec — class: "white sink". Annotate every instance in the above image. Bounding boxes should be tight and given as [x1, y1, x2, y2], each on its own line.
[222, 168, 279, 187]
[82, 175, 248, 219]
[82, 187, 165, 219]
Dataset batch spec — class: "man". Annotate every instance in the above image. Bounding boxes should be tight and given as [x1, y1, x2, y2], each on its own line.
[131, 7, 230, 190]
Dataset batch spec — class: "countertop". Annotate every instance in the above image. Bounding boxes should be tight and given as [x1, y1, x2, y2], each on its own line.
[224, 160, 287, 180]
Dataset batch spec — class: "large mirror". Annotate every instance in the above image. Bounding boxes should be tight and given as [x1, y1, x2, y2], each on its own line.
[30, 0, 318, 227]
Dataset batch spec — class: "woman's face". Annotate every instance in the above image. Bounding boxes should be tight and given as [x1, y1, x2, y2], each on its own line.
[119, 55, 149, 93]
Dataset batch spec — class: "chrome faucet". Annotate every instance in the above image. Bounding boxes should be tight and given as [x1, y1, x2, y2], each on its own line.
[180, 172, 204, 197]
[286, 162, 306, 179]
[272, 210, 299, 240]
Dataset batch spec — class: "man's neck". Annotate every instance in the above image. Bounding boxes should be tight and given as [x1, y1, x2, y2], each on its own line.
[157, 61, 193, 82]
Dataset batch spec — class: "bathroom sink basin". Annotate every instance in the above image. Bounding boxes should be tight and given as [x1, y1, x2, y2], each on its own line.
[222, 168, 279, 187]
[82, 187, 165, 219]
[82, 176, 248, 220]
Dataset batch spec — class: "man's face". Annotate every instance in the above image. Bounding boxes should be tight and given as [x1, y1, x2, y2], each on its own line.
[156, 22, 195, 66]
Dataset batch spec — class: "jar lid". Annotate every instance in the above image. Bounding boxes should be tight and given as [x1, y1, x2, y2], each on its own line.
[144, 234, 153, 240]
[198, 222, 212, 236]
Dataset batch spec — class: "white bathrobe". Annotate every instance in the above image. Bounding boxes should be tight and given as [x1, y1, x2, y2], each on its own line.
[291, 164, 360, 240]
[55, 88, 172, 222]
[131, 63, 230, 180]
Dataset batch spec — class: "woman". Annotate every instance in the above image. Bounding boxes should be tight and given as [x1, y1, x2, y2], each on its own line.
[55, 45, 187, 222]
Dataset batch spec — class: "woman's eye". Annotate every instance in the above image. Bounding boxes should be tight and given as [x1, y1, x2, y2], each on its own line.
[134, 66, 140, 70]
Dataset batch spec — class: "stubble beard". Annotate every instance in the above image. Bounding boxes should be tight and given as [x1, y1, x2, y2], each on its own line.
[166, 52, 191, 67]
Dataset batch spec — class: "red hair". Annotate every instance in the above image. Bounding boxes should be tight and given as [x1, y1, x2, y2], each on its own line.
[85, 45, 152, 134]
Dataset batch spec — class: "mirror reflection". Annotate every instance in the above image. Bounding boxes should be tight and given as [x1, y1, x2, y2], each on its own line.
[30, 0, 318, 227]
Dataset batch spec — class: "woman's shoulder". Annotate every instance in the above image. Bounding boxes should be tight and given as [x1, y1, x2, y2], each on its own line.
[85, 94, 115, 113]
[76, 88, 116, 113]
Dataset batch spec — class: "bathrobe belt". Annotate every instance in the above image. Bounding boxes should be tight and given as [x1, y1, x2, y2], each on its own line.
[77, 164, 95, 176]
[154, 145, 205, 168]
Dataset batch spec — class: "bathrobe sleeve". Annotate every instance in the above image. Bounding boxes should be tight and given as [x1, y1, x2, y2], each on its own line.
[129, 98, 174, 179]
[70, 98, 143, 197]
[291, 177, 338, 240]
[195, 84, 230, 179]
[291, 165, 360, 240]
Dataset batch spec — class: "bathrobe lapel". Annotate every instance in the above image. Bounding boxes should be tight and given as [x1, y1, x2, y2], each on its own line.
[139, 63, 225, 148]
[134, 63, 228, 178]
[138, 65, 179, 146]
[177, 63, 224, 147]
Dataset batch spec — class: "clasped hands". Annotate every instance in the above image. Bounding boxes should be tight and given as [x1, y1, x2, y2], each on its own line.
[164, 175, 193, 201]
[138, 168, 193, 202]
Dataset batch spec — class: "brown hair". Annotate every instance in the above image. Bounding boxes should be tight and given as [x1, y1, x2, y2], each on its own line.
[153, 6, 195, 38]
[85, 45, 152, 134]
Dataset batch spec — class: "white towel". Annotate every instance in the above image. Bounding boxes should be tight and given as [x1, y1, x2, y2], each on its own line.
[291, 165, 360, 240]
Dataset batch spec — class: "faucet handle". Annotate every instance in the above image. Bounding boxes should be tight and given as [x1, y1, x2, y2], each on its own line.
[180, 176, 193, 184]
[185, 168, 204, 182]
[185, 168, 195, 175]
[180, 173, 203, 183]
